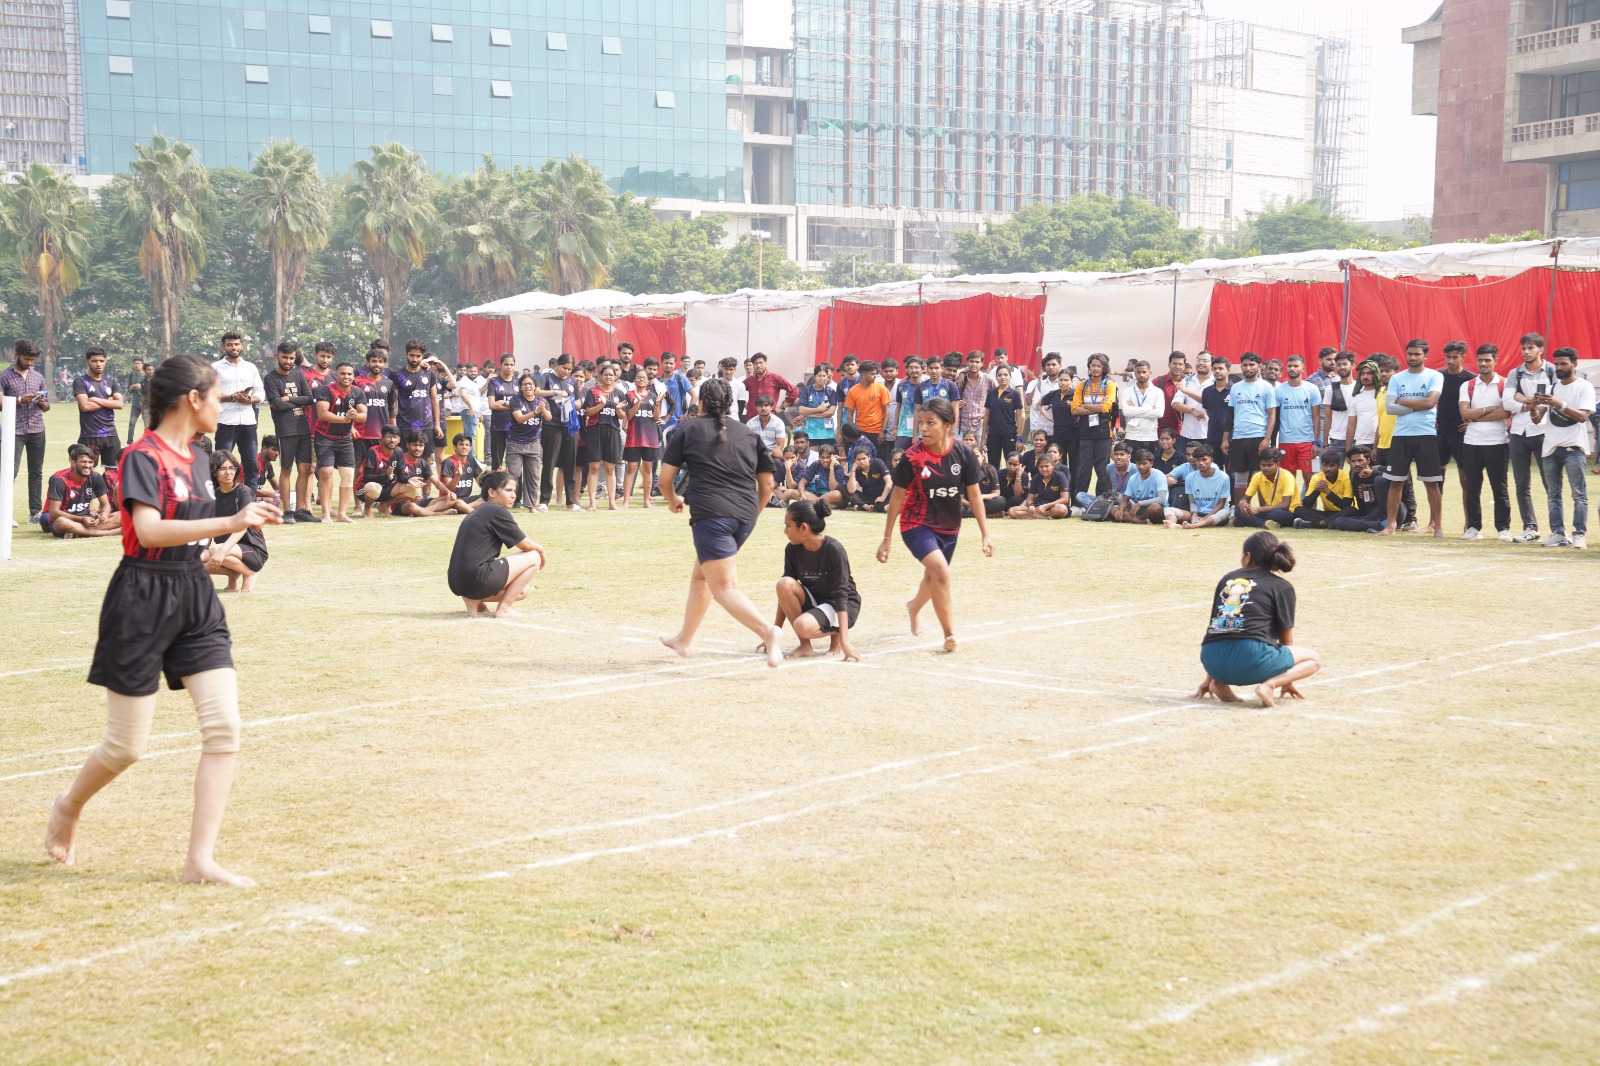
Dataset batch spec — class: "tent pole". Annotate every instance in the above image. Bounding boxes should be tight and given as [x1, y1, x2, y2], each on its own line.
[916, 282, 924, 361]
[1546, 241, 1562, 345]
[560, 312, 567, 356]
[1340, 261, 1351, 351]
[1169, 269, 1178, 352]
[745, 294, 753, 360]
[827, 296, 836, 365]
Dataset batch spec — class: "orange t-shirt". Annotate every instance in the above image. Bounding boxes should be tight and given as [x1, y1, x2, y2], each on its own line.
[844, 380, 892, 433]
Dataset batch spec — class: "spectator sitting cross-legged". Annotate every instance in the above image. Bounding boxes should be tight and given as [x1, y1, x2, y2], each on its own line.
[1235, 448, 1301, 528]
[1292, 450, 1353, 530]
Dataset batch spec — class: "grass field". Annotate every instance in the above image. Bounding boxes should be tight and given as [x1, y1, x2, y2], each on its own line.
[4, 408, 1600, 1063]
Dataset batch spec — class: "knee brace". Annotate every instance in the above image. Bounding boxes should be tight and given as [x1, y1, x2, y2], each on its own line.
[94, 692, 159, 773]
[185, 668, 241, 755]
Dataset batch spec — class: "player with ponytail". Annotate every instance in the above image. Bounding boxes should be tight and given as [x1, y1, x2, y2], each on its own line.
[1193, 530, 1321, 706]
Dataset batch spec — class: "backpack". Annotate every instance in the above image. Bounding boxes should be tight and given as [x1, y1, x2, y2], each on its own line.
[1082, 493, 1116, 522]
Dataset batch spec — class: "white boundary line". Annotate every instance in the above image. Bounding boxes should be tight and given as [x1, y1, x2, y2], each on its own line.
[1354, 640, 1600, 696]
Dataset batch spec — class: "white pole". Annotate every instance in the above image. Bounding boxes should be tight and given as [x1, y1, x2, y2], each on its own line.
[1, 395, 15, 561]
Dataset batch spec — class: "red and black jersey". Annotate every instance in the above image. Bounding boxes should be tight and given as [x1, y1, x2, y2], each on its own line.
[583, 385, 627, 429]
[442, 455, 483, 497]
[47, 467, 107, 517]
[313, 382, 360, 438]
[117, 433, 216, 561]
[391, 451, 431, 486]
[359, 445, 396, 489]
[301, 366, 329, 436]
[354, 373, 395, 440]
[893, 439, 980, 535]
[103, 468, 122, 512]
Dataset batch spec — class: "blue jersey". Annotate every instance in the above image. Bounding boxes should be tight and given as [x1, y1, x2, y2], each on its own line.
[1185, 468, 1232, 514]
[1273, 381, 1319, 444]
[915, 379, 959, 411]
[895, 381, 919, 437]
[662, 370, 693, 429]
[1228, 379, 1277, 439]
[799, 384, 837, 441]
[387, 366, 438, 430]
[1389, 368, 1444, 437]
[1125, 468, 1168, 504]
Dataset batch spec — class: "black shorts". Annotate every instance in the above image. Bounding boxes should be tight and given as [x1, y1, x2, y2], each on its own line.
[449, 557, 509, 601]
[587, 426, 623, 465]
[1385, 434, 1444, 483]
[80, 433, 122, 466]
[315, 436, 355, 469]
[801, 586, 860, 634]
[691, 515, 755, 563]
[623, 446, 660, 463]
[278, 434, 313, 466]
[88, 558, 233, 696]
[433, 431, 448, 450]
[238, 544, 268, 573]
[1228, 436, 1262, 482]
[1436, 431, 1462, 466]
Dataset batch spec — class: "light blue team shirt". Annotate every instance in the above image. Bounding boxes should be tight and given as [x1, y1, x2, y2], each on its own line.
[895, 380, 919, 438]
[1273, 381, 1319, 444]
[799, 383, 837, 442]
[1125, 468, 1169, 505]
[1228, 378, 1278, 439]
[1185, 468, 1233, 514]
[1387, 368, 1445, 437]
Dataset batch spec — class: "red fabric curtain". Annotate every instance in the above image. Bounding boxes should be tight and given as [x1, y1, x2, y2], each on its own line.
[561, 313, 686, 364]
[1204, 281, 1345, 363]
[456, 314, 513, 366]
[815, 294, 1044, 371]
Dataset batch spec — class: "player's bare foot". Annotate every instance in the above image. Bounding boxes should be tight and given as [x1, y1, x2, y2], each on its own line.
[179, 860, 256, 888]
[1212, 683, 1242, 703]
[493, 604, 521, 619]
[1255, 682, 1278, 707]
[764, 627, 784, 668]
[334, 515, 354, 525]
[45, 793, 78, 865]
[942, 635, 958, 653]
[240, 573, 257, 594]
[1375, 526, 1395, 537]
[661, 635, 692, 658]
[786, 640, 816, 659]
[906, 599, 922, 636]
[1429, 525, 1444, 539]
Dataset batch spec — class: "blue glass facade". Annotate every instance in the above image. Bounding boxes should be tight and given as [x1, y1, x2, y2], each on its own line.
[78, 0, 743, 199]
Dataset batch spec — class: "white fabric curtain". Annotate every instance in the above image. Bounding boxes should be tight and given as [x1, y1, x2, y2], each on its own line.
[508, 312, 566, 374]
[1041, 278, 1215, 365]
[685, 304, 820, 383]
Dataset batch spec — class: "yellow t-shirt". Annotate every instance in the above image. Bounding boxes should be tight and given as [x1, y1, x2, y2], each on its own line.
[1303, 468, 1352, 511]
[1246, 468, 1300, 509]
[1376, 386, 1397, 449]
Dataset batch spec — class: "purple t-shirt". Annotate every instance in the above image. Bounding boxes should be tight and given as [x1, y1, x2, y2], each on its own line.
[74, 373, 120, 438]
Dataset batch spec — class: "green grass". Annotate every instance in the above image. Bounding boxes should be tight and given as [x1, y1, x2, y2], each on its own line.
[3, 405, 1600, 1063]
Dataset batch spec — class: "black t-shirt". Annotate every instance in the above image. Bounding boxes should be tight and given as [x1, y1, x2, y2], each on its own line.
[1201, 384, 1233, 446]
[263, 367, 313, 436]
[893, 439, 980, 534]
[392, 451, 432, 486]
[1201, 567, 1296, 647]
[118, 434, 216, 561]
[661, 415, 776, 526]
[448, 502, 526, 588]
[355, 373, 396, 440]
[851, 458, 888, 500]
[584, 385, 627, 429]
[783, 536, 861, 622]
[1437, 369, 1473, 434]
[442, 455, 484, 497]
[986, 387, 1023, 440]
[1042, 385, 1078, 441]
[75, 373, 120, 437]
[1028, 467, 1069, 505]
[1153, 450, 1179, 474]
[486, 375, 520, 431]
[1350, 469, 1383, 516]
[361, 445, 397, 488]
[47, 468, 107, 516]
[508, 395, 544, 444]
[214, 482, 268, 561]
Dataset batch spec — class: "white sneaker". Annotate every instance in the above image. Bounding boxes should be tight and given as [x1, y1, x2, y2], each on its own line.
[1497, 529, 1514, 542]
[536, 503, 548, 513]
[1461, 527, 1480, 540]
[1514, 529, 1541, 543]
[1069, 506, 1086, 518]
[1542, 533, 1570, 548]
[1573, 534, 1587, 550]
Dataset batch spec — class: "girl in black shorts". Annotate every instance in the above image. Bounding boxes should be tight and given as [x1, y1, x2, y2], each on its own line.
[207, 449, 270, 593]
[772, 499, 861, 662]
[446, 470, 546, 618]
[581, 363, 628, 511]
[622, 366, 664, 509]
[659, 378, 785, 668]
[46, 355, 282, 887]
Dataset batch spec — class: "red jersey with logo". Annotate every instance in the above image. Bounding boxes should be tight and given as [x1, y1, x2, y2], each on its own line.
[312, 381, 360, 438]
[47, 468, 107, 517]
[116, 433, 216, 561]
[892, 439, 979, 535]
[301, 366, 329, 436]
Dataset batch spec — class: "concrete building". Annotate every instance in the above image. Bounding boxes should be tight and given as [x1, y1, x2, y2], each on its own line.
[1505, 0, 1600, 236]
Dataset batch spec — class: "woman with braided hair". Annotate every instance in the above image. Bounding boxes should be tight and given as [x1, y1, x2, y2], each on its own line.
[659, 377, 785, 668]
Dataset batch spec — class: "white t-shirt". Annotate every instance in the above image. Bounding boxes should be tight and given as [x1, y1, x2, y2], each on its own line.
[1177, 373, 1211, 440]
[1461, 374, 1509, 447]
[1346, 389, 1378, 446]
[1026, 377, 1057, 435]
[1541, 376, 1596, 455]
[1504, 362, 1557, 437]
[1321, 378, 1355, 444]
[458, 374, 489, 417]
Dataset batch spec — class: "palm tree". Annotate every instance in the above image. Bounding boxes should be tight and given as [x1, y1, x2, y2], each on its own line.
[525, 156, 618, 295]
[110, 134, 217, 361]
[440, 164, 524, 305]
[0, 163, 94, 384]
[238, 141, 331, 339]
[348, 142, 438, 341]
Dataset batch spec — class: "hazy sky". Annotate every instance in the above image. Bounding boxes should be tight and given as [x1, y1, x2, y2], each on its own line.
[1202, 0, 1442, 222]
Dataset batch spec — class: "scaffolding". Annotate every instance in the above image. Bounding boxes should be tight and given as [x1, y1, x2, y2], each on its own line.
[0, 0, 82, 174]
[1313, 23, 1367, 221]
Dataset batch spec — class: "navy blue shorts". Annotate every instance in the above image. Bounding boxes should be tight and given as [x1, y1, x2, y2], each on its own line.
[691, 516, 755, 563]
[901, 526, 958, 563]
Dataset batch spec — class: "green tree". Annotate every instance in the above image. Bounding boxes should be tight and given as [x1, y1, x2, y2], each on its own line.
[109, 134, 218, 361]
[822, 252, 918, 287]
[952, 194, 1203, 274]
[523, 156, 619, 295]
[439, 162, 525, 304]
[198, 167, 274, 343]
[348, 142, 439, 342]
[609, 194, 728, 294]
[0, 163, 95, 383]
[1210, 197, 1398, 258]
[239, 141, 332, 340]
[281, 301, 378, 357]
[717, 235, 816, 292]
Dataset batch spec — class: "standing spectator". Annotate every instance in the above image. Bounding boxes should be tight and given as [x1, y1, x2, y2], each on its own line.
[1120, 359, 1164, 456]
[953, 351, 990, 440]
[2, 339, 50, 522]
[1273, 355, 1320, 480]
[1319, 352, 1356, 452]
[845, 359, 892, 441]
[581, 363, 628, 511]
[1307, 347, 1338, 390]
[484, 354, 519, 470]
[73, 346, 124, 467]
[1379, 340, 1446, 538]
[1173, 354, 1213, 449]
[1193, 531, 1319, 707]
[741, 353, 792, 423]
[1263, 359, 1283, 387]
[889, 356, 923, 451]
[1224, 353, 1276, 506]
[1342, 357, 1381, 454]
[985, 347, 1027, 389]
[659, 352, 694, 436]
[1152, 351, 1188, 442]
[1037, 365, 1078, 479]
[1437, 341, 1472, 487]
[1457, 344, 1512, 541]
[622, 366, 665, 508]
[458, 361, 489, 459]
[262, 340, 315, 523]
[1201, 355, 1233, 459]
[387, 340, 443, 453]
[506, 375, 548, 511]
[211, 332, 265, 490]
[538, 355, 579, 509]
[311, 361, 367, 524]
[797, 364, 839, 450]
[912, 357, 959, 439]
[1535, 347, 1595, 549]
[353, 346, 396, 479]
[984, 365, 1024, 469]
[124, 358, 146, 439]
[1505, 332, 1557, 542]
[1026, 352, 1062, 441]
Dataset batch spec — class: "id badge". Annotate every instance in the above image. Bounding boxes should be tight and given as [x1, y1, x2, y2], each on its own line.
[1088, 414, 1100, 427]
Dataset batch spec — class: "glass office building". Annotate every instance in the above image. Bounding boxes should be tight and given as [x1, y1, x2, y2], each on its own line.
[75, 0, 744, 199]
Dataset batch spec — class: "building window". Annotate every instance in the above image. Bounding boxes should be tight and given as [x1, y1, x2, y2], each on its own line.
[546, 31, 567, 50]
[432, 24, 453, 42]
[106, 0, 130, 18]
[491, 80, 513, 98]
[656, 90, 676, 108]
[433, 76, 453, 96]
[490, 28, 512, 46]
[1560, 71, 1600, 117]
[243, 10, 265, 30]
[309, 14, 330, 34]
[371, 19, 393, 38]
[108, 54, 133, 74]
[245, 65, 269, 83]
[1559, 159, 1600, 210]
[602, 36, 622, 55]
[1566, 0, 1600, 27]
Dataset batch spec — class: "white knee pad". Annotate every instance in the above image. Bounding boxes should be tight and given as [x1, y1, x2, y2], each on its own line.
[94, 692, 159, 773]
[185, 668, 242, 755]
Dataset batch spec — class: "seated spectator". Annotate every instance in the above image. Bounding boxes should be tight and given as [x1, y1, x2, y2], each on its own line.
[745, 394, 788, 456]
[999, 452, 1028, 511]
[1112, 448, 1169, 524]
[840, 421, 877, 462]
[1019, 431, 1050, 483]
[778, 432, 818, 503]
[256, 435, 282, 504]
[845, 448, 891, 511]
[40, 444, 117, 538]
[964, 453, 1007, 518]
[1292, 450, 1353, 529]
[1330, 445, 1389, 533]
[447, 470, 546, 618]
[1154, 429, 1181, 474]
[1235, 448, 1300, 528]
[814, 445, 847, 507]
[357, 424, 402, 517]
[1164, 444, 1231, 528]
[206, 450, 269, 592]
[441, 433, 485, 511]
[1076, 441, 1135, 511]
[1009, 456, 1071, 519]
[391, 429, 469, 516]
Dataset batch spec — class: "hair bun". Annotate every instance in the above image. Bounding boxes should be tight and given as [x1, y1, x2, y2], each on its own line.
[814, 500, 832, 519]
